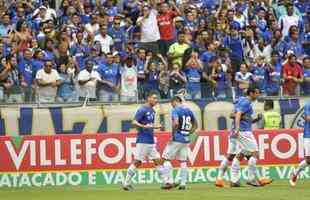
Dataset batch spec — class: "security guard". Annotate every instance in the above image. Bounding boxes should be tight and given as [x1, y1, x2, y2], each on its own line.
[261, 100, 281, 129]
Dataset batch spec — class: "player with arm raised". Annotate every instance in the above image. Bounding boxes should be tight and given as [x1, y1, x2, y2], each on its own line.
[290, 100, 310, 186]
[122, 91, 175, 191]
[161, 95, 198, 190]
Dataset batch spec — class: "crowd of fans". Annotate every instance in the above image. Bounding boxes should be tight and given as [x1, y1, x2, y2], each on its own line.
[0, 0, 309, 103]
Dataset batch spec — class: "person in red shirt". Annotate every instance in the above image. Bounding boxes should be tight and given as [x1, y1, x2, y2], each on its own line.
[157, 1, 181, 56]
[282, 54, 304, 96]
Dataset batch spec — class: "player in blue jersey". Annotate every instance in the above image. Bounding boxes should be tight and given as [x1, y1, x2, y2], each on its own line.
[290, 100, 310, 186]
[161, 95, 198, 190]
[228, 87, 271, 187]
[122, 91, 177, 191]
[215, 96, 272, 187]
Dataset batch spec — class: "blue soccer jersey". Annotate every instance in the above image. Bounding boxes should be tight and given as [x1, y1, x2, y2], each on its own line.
[171, 106, 196, 144]
[232, 96, 253, 132]
[304, 101, 310, 138]
[134, 106, 156, 144]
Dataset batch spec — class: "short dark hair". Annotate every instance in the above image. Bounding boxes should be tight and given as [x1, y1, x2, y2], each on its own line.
[171, 95, 182, 103]
[303, 56, 310, 62]
[264, 100, 274, 109]
[146, 90, 158, 98]
[271, 51, 279, 56]
[246, 86, 259, 95]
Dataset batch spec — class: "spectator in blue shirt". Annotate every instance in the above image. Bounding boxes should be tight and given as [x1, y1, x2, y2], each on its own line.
[302, 56, 310, 96]
[108, 17, 126, 51]
[210, 57, 228, 100]
[286, 27, 304, 58]
[265, 51, 282, 96]
[183, 51, 203, 100]
[0, 13, 13, 38]
[135, 48, 147, 99]
[271, 29, 288, 58]
[224, 25, 244, 81]
[43, 38, 56, 61]
[56, 63, 77, 102]
[97, 53, 120, 102]
[144, 57, 160, 98]
[251, 56, 267, 94]
[70, 31, 91, 70]
[235, 63, 253, 98]
[32, 49, 45, 75]
[18, 49, 35, 102]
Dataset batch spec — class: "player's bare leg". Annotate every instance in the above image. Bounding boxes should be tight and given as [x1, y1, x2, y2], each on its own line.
[122, 160, 142, 191]
[216, 154, 235, 187]
[290, 156, 310, 187]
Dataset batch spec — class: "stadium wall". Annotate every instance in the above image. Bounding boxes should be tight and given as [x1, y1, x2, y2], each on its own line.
[0, 129, 308, 188]
[0, 98, 307, 136]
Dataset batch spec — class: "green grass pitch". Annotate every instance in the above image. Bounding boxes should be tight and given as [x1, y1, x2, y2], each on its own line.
[1, 180, 310, 200]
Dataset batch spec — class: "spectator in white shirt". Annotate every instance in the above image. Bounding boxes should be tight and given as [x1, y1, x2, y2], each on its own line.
[94, 24, 114, 54]
[120, 56, 138, 102]
[35, 60, 61, 103]
[279, 3, 301, 38]
[85, 14, 99, 34]
[78, 60, 101, 101]
[137, 3, 161, 54]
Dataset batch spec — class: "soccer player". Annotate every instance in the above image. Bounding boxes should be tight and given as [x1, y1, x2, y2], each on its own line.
[215, 100, 264, 187]
[229, 87, 269, 187]
[290, 100, 310, 186]
[122, 91, 176, 191]
[162, 95, 198, 190]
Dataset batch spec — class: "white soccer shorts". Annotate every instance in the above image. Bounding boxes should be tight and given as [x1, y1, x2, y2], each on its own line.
[304, 138, 310, 157]
[236, 131, 258, 155]
[162, 141, 189, 161]
[135, 143, 160, 161]
[227, 136, 239, 155]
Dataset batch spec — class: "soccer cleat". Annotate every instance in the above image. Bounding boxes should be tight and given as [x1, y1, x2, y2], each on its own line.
[178, 185, 186, 190]
[246, 179, 263, 187]
[122, 183, 134, 191]
[230, 181, 241, 187]
[215, 178, 225, 188]
[258, 177, 273, 186]
[161, 182, 180, 190]
[289, 172, 297, 187]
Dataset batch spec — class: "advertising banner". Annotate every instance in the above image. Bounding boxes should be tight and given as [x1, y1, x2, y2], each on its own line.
[0, 129, 308, 187]
[0, 98, 307, 136]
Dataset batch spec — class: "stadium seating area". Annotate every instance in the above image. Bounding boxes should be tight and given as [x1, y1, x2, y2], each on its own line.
[0, 0, 309, 104]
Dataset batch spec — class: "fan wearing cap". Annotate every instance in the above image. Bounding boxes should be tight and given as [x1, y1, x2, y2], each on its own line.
[32, 0, 57, 22]
[282, 52, 303, 96]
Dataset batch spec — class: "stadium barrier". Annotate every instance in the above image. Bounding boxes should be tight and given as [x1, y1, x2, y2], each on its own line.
[0, 129, 307, 188]
[0, 98, 307, 136]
